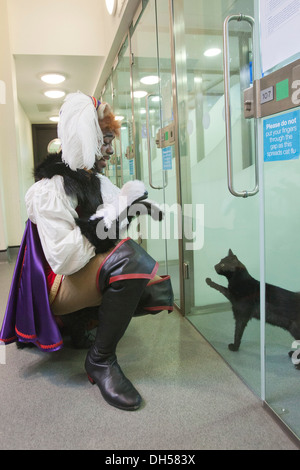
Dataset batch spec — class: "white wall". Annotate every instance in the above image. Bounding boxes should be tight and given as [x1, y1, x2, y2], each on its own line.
[0, 0, 23, 250]
[16, 101, 35, 229]
[7, 0, 108, 56]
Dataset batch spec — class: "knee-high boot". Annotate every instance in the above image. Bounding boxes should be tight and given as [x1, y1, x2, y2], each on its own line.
[134, 275, 174, 317]
[85, 238, 158, 411]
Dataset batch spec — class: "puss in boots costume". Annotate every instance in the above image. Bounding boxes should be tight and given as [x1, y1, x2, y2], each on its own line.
[0, 91, 174, 411]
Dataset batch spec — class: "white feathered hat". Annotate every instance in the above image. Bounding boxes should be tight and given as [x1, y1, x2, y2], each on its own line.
[57, 91, 109, 171]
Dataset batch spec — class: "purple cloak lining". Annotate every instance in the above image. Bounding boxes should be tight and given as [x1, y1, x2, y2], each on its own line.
[0, 220, 63, 352]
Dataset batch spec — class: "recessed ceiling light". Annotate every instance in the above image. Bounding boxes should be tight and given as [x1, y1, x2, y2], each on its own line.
[49, 116, 60, 122]
[194, 77, 203, 84]
[44, 90, 65, 99]
[204, 48, 221, 57]
[140, 75, 160, 85]
[41, 73, 66, 85]
[133, 90, 147, 98]
[115, 115, 124, 121]
[47, 138, 61, 154]
[105, 0, 117, 15]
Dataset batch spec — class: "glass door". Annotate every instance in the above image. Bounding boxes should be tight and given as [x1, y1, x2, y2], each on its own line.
[173, 0, 262, 395]
[111, 36, 136, 186]
[263, 107, 300, 439]
[130, 0, 182, 308]
[258, 1, 300, 439]
[102, 77, 118, 186]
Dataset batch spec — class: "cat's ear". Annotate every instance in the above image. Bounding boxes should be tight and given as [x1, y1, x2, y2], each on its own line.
[228, 249, 234, 256]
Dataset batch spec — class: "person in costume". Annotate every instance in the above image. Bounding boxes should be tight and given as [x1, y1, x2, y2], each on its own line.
[0, 91, 174, 411]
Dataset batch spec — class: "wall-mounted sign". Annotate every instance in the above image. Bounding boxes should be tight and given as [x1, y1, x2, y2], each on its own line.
[260, 0, 300, 73]
[263, 109, 300, 161]
[129, 159, 134, 175]
[162, 146, 172, 170]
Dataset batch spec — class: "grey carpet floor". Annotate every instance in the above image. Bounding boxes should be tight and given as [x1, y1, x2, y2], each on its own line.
[0, 259, 298, 450]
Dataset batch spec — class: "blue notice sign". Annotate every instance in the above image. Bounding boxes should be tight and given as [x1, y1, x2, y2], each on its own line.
[263, 110, 300, 162]
[162, 146, 172, 170]
[129, 159, 134, 175]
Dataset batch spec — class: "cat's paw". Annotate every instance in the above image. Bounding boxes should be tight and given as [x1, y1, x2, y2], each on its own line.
[228, 343, 239, 352]
[206, 277, 213, 286]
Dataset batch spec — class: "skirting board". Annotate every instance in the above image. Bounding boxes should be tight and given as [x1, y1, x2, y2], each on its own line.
[0, 246, 20, 263]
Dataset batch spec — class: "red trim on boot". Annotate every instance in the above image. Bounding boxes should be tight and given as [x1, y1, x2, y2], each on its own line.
[96, 237, 130, 292]
[109, 262, 159, 285]
[147, 275, 170, 286]
[144, 305, 174, 312]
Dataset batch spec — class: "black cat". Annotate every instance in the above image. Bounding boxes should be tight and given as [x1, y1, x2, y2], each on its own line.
[205, 249, 300, 357]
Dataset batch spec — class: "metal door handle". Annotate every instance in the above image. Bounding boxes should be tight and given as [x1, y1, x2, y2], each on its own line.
[119, 129, 124, 186]
[145, 93, 167, 190]
[223, 14, 259, 198]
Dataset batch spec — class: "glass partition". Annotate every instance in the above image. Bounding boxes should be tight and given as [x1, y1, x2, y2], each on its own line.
[111, 36, 136, 185]
[130, 0, 181, 306]
[263, 108, 300, 438]
[97, 0, 300, 441]
[102, 78, 118, 186]
[173, 0, 261, 394]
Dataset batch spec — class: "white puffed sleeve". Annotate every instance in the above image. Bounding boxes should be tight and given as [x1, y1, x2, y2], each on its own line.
[25, 176, 95, 275]
[91, 175, 147, 229]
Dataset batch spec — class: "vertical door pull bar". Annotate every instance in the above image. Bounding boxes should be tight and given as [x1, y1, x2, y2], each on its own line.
[223, 14, 259, 198]
[146, 93, 167, 190]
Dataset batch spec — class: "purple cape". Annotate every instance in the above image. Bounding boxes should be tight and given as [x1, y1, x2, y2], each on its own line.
[0, 220, 63, 351]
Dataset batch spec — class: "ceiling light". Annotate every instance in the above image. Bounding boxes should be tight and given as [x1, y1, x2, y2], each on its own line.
[151, 96, 160, 102]
[41, 73, 66, 85]
[204, 48, 221, 57]
[47, 138, 61, 154]
[194, 77, 203, 84]
[106, 0, 117, 15]
[44, 90, 65, 99]
[140, 75, 160, 85]
[49, 116, 60, 122]
[133, 90, 147, 98]
[115, 115, 124, 121]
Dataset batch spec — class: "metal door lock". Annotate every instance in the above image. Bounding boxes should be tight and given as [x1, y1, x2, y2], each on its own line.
[245, 100, 252, 112]
[155, 123, 175, 149]
[243, 86, 255, 119]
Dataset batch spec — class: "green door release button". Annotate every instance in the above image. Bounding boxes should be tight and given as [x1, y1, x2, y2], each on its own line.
[276, 78, 289, 101]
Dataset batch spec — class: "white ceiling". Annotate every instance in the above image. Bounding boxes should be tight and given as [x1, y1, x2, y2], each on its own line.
[10, 0, 250, 125]
[8, 0, 140, 124]
[14, 54, 104, 124]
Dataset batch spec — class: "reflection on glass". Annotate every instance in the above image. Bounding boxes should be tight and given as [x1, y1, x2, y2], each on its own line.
[112, 37, 136, 185]
[264, 120, 300, 438]
[174, 0, 261, 392]
[174, 0, 300, 441]
[101, 78, 117, 185]
[130, 0, 181, 306]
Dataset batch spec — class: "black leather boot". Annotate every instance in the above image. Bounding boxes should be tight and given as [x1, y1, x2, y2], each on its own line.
[134, 275, 174, 317]
[58, 307, 99, 349]
[85, 238, 158, 411]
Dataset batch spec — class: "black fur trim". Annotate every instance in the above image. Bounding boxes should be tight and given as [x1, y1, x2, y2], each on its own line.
[34, 153, 163, 254]
[34, 153, 103, 217]
[75, 217, 118, 253]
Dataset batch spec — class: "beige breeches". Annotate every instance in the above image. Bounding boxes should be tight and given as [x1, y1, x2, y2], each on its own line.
[50, 251, 160, 316]
[50, 252, 108, 316]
